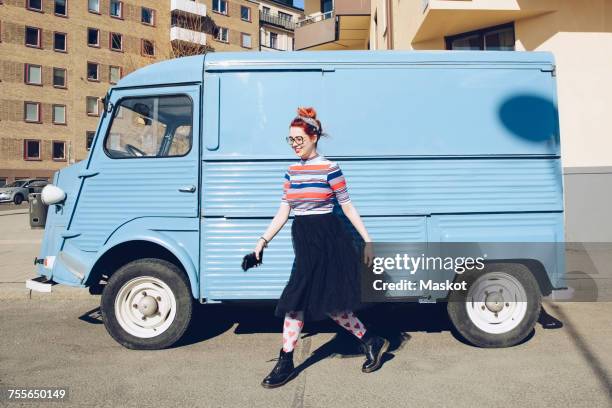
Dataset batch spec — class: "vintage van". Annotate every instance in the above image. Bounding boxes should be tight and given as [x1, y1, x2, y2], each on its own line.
[28, 50, 566, 350]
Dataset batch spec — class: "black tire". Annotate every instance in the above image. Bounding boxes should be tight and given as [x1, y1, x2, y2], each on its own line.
[447, 263, 541, 348]
[100, 258, 193, 350]
[13, 194, 23, 205]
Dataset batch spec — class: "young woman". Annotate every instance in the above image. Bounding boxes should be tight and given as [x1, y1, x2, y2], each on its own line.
[254, 107, 390, 389]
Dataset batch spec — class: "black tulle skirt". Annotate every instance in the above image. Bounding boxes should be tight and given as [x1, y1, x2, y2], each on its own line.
[274, 212, 371, 322]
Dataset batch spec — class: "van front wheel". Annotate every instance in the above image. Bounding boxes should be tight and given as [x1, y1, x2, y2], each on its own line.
[447, 263, 541, 348]
[101, 258, 193, 350]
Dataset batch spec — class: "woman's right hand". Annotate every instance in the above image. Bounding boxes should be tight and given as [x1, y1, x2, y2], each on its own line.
[254, 239, 266, 261]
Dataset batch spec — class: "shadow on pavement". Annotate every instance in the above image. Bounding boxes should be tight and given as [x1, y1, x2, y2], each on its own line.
[79, 301, 565, 352]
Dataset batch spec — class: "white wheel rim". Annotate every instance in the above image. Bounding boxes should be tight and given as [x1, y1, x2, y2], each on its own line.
[114, 276, 177, 339]
[465, 271, 528, 334]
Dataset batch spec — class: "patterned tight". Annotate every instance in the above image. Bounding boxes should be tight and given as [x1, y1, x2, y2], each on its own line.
[282, 310, 367, 352]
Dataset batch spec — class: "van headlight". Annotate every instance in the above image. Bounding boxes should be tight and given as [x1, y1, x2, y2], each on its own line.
[41, 185, 66, 205]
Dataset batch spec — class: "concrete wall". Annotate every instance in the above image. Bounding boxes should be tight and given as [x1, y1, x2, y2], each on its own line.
[563, 168, 612, 242]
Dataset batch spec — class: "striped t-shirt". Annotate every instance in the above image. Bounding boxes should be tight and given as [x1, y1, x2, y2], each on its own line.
[281, 153, 351, 215]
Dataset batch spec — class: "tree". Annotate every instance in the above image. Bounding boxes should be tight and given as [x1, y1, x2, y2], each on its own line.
[170, 12, 219, 58]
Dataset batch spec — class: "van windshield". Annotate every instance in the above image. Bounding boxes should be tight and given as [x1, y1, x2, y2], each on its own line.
[104, 95, 193, 158]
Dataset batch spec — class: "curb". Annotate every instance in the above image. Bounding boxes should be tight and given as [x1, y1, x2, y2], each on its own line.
[0, 209, 29, 216]
[0, 282, 98, 300]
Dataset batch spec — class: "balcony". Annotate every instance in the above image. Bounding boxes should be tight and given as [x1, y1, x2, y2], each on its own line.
[260, 12, 297, 31]
[295, 0, 370, 50]
[413, 0, 556, 46]
[170, 26, 207, 46]
[171, 0, 206, 17]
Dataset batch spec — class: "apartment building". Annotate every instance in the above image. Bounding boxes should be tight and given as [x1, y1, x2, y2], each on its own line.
[258, 0, 303, 51]
[0, 0, 171, 184]
[294, 0, 370, 50]
[201, 0, 260, 51]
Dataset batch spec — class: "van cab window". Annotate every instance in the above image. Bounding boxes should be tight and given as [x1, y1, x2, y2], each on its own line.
[104, 95, 192, 158]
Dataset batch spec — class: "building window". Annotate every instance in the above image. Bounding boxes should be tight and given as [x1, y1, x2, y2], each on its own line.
[215, 27, 228, 43]
[322, 0, 333, 14]
[86, 131, 95, 150]
[52, 141, 66, 160]
[54, 32, 67, 52]
[24, 140, 41, 160]
[86, 96, 99, 116]
[87, 28, 99, 47]
[141, 7, 155, 25]
[53, 67, 66, 88]
[278, 11, 292, 21]
[52, 105, 66, 124]
[109, 66, 121, 84]
[110, 0, 122, 18]
[24, 102, 41, 123]
[25, 27, 41, 48]
[241, 6, 251, 21]
[25, 64, 42, 85]
[54, 0, 67, 16]
[87, 62, 99, 81]
[262, 6, 270, 14]
[88, 0, 99, 13]
[110, 32, 123, 51]
[26, 0, 42, 12]
[212, 0, 227, 15]
[241, 33, 251, 49]
[141, 39, 155, 56]
[445, 22, 515, 51]
[269, 32, 278, 49]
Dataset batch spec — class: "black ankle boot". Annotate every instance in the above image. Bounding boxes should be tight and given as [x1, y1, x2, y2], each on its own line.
[261, 348, 296, 388]
[359, 330, 390, 373]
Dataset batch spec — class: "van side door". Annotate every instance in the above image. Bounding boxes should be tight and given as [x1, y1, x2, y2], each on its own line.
[65, 86, 200, 272]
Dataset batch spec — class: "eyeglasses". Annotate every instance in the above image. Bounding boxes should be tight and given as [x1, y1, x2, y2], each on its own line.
[286, 136, 304, 146]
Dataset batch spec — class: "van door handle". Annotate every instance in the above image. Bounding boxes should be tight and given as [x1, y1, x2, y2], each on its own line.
[179, 185, 196, 193]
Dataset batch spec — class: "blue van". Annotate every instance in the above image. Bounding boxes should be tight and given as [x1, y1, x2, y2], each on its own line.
[29, 50, 565, 350]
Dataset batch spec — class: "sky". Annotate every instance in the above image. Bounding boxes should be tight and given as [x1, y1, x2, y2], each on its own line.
[294, 0, 304, 9]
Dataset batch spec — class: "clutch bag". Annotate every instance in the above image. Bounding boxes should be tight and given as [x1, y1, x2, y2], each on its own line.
[242, 249, 263, 271]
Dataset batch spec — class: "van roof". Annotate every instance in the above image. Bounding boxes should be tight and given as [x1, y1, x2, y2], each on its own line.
[115, 50, 555, 88]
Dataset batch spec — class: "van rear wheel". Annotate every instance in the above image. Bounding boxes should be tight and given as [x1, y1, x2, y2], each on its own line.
[447, 263, 541, 348]
[101, 258, 193, 350]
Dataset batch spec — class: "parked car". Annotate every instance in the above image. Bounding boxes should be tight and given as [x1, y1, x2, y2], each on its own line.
[28, 50, 566, 350]
[0, 179, 48, 204]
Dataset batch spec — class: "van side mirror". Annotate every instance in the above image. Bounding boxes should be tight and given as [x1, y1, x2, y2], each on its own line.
[41, 185, 66, 205]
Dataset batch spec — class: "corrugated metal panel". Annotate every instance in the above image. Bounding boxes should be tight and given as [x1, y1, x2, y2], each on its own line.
[201, 215, 427, 300]
[71, 159, 199, 251]
[201, 158, 563, 217]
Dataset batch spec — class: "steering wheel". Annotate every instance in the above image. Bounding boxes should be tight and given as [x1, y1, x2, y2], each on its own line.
[125, 144, 146, 157]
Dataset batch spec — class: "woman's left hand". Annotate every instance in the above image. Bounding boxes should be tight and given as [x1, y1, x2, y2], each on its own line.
[363, 242, 374, 267]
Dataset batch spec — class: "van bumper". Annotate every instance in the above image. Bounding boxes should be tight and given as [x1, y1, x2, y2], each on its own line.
[25, 276, 57, 293]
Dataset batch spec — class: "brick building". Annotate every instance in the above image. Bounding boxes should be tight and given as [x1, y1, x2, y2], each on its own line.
[0, 0, 171, 184]
[0, 0, 301, 186]
[203, 0, 260, 51]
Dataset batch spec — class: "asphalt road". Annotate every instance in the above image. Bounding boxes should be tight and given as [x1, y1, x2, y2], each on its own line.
[1, 299, 611, 408]
[0, 208, 611, 407]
